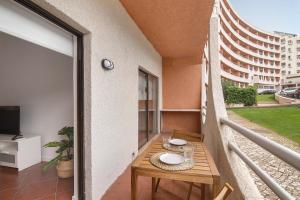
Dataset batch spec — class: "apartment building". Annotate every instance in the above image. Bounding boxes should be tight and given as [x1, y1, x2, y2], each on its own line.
[218, 0, 281, 90]
[275, 31, 300, 88]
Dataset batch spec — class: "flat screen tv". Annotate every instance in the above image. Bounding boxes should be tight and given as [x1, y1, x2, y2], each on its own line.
[0, 106, 20, 135]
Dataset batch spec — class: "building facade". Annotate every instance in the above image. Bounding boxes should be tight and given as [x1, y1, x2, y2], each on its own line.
[275, 31, 300, 88]
[218, 0, 281, 90]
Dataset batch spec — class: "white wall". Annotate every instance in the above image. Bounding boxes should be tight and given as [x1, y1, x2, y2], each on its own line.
[0, 31, 73, 161]
[31, 0, 162, 199]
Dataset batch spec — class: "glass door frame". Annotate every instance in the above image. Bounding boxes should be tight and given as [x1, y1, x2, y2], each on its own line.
[138, 68, 159, 149]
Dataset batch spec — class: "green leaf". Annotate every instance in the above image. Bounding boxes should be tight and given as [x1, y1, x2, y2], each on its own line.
[43, 154, 62, 171]
[43, 141, 62, 148]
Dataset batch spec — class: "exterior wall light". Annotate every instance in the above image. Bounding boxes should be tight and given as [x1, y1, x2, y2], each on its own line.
[101, 58, 114, 70]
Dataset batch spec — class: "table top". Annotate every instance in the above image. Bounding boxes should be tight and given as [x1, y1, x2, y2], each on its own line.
[132, 136, 220, 185]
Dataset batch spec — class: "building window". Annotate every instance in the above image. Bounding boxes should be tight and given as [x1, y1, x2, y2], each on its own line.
[297, 47, 300, 52]
[281, 39, 285, 44]
[297, 40, 300, 44]
[297, 62, 300, 67]
[282, 70, 286, 75]
[297, 70, 300, 74]
[288, 71, 291, 74]
[288, 40, 293, 45]
[281, 62, 286, 67]
[297, 55, 300, 59]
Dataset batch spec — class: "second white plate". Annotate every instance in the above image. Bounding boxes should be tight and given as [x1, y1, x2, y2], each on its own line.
[169, 138, 187, 146]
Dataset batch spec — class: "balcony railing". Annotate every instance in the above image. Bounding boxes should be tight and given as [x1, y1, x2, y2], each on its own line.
[220, 118, 300, 200]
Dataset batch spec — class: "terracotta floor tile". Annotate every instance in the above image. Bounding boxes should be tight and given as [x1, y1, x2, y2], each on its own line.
[15, 179, 57, 200]
[56, 191, 73, 200]
[0, 163, 73, 200]
[0, 187, 18, 200]
[57, 177, 74, 194]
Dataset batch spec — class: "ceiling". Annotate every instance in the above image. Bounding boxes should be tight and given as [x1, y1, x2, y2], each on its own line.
[120, 0, 214, 61]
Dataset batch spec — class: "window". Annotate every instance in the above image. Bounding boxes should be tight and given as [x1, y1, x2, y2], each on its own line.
[288, 40, 293, 45]
[288, 71, 291, 74]
[297, 62, 300, 67]
[282, 70, 286, 75]
[281, 39, 285, 44]
[138, 70, 158, 148]
[297, 47, 300, 52]
[281, 62, 286, 67]
[288, 48, 292, 53]
[297, 70, 300, 74]
[288, 63, 291, 67]
[297, 40, 300, 44]
[297, 55, 300, 59]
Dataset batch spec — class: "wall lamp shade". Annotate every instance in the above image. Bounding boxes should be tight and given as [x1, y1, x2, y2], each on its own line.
[101, 59, 114, 70]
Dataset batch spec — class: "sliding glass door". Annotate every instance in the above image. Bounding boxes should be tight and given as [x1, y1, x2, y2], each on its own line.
[138, 69, 158, 148]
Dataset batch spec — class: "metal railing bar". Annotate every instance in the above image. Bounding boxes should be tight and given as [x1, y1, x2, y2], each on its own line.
[220, 118, 300, 171]
[228, 142, 295, 200]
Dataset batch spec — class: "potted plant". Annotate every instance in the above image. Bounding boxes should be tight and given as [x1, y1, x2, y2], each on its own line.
[43, 126, 74, 178]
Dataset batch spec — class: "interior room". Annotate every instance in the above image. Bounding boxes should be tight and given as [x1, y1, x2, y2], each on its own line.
[0, 30, 74, 200]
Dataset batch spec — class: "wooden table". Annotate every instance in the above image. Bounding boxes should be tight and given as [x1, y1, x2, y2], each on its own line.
[131, 136, 220, 200]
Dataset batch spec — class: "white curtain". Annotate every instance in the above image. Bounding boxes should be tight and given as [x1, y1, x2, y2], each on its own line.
[0, 0, 73, 57]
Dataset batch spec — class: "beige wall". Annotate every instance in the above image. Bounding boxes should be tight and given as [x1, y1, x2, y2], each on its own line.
[32, 0, 162, 199]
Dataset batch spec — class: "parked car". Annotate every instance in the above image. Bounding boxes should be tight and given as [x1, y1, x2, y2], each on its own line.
[280, 87, 297, 97]
[257, 88, 276, 95]
[294, 88, 300, 99]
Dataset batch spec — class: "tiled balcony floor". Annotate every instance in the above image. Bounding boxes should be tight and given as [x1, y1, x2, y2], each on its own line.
[102, 166, 211, 200]
[0, 163, 73, 200]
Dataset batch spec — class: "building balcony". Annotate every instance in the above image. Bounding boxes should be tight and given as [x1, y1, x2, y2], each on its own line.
[219, 0, 280, 47]
[220, 13, 280, 53]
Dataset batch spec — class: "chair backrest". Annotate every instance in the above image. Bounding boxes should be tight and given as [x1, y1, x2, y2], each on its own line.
[172, 129, 204, 142]
[214, 183, 234, 200]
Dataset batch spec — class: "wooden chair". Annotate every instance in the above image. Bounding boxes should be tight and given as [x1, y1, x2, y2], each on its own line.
[186, 182, 233, 200]
[155, 129, 205, 199]
[172, 129, 204, 142]
[214, 183, 234, 200]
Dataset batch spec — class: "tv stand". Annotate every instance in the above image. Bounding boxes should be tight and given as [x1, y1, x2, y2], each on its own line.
[0, 135, 41, 171]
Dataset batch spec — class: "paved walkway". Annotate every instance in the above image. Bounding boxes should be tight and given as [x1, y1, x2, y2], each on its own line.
[228, 111, 300, 200]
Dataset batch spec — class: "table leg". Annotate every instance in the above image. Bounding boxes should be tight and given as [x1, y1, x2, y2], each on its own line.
[152, 178, 156, 199]
[212, 184, 218, 199]
[200, 184, 205, 200]
[131, 168, 138, 200]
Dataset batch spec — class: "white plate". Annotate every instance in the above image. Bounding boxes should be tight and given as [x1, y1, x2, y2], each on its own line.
[159, 153, 184, 165]
[169, 138, 187, 146]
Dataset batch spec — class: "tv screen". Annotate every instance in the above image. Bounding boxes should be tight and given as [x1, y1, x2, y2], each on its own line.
[0, 106, 20, 135]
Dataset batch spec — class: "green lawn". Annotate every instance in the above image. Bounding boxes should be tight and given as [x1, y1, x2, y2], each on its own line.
[256, 94, 276, 103]
[231, 106, 300, 145]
